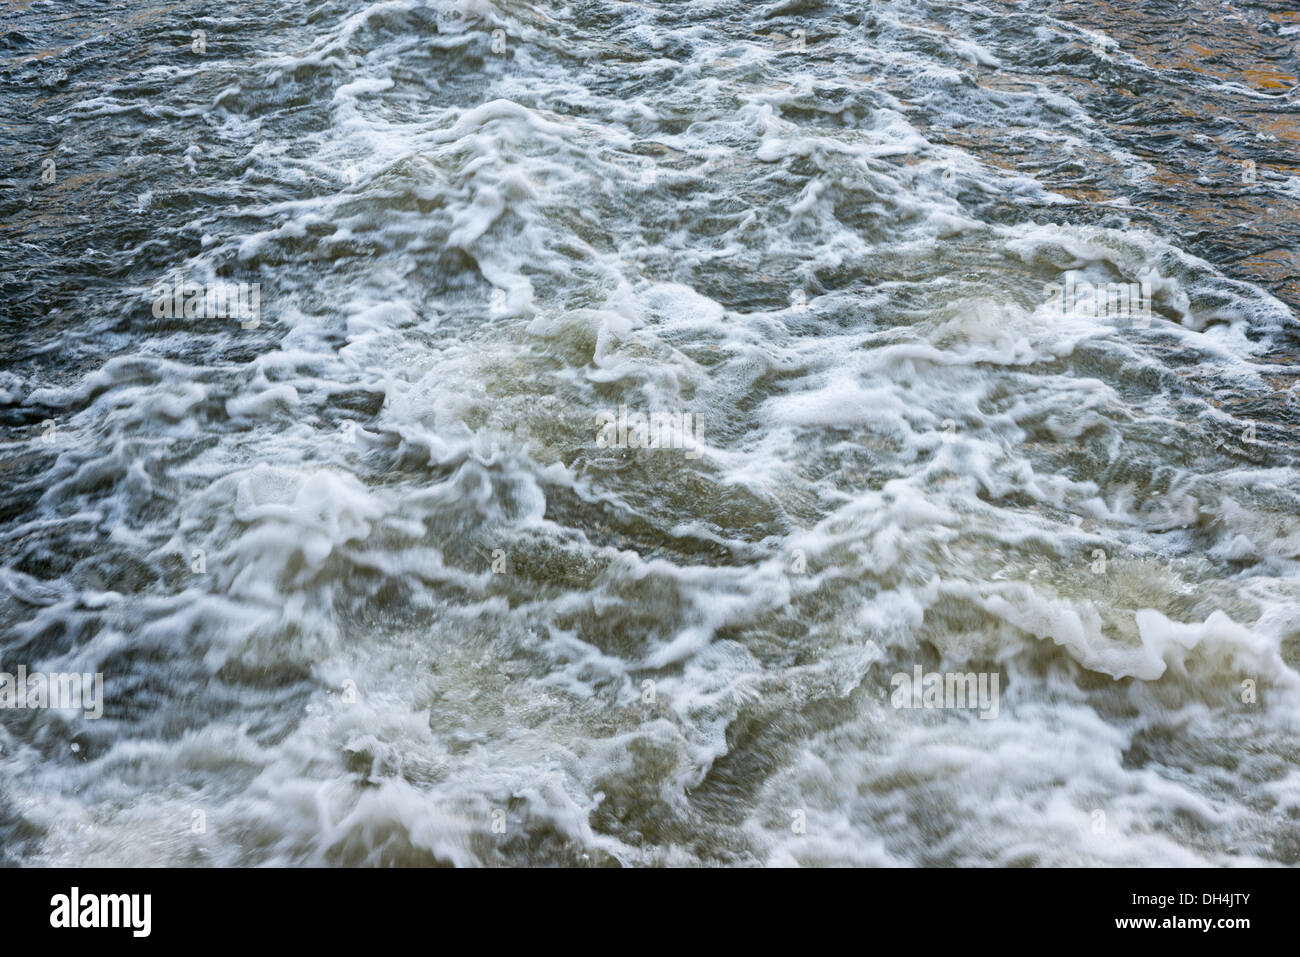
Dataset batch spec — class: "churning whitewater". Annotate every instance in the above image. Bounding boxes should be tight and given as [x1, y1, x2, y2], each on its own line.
[2, 0, 1299, 866]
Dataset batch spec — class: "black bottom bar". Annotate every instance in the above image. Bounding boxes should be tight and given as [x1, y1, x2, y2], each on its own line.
[2, 867, 1281, 943]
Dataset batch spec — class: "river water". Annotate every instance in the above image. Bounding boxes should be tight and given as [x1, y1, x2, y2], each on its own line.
[2, 0, 1299, 866]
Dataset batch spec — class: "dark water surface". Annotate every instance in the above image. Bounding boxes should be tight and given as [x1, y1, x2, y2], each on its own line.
[1, 0, 1299, 866]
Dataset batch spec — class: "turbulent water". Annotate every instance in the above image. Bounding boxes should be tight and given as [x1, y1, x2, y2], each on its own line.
[2, 0, 1300, 867]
